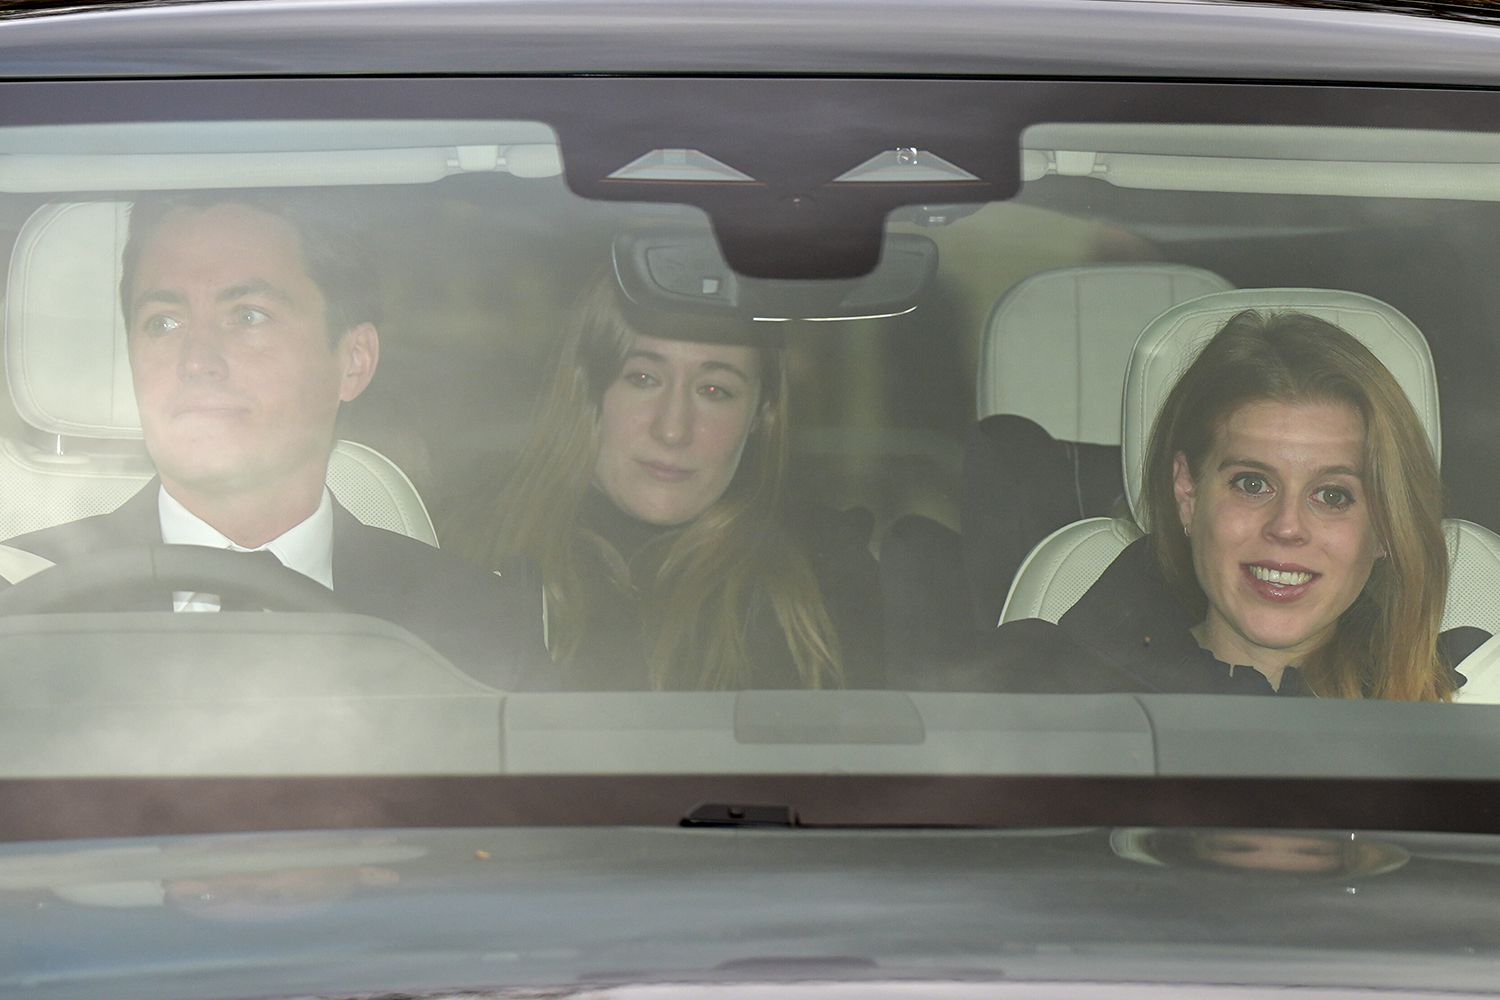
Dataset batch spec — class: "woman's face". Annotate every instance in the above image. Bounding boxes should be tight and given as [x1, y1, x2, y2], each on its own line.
[593, 333, 762, 526]
[1191, 832, 1345, 874]
[1173, 398, 1384, 672]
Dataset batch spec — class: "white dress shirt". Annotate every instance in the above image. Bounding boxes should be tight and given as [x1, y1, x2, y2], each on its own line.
[156, 485, 335, 612]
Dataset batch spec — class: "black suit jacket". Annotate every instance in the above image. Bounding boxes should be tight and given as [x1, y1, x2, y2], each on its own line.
[4, 483, 544, 689]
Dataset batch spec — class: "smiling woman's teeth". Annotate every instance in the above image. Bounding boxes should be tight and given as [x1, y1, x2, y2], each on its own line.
[1250, 565, 1313, 586]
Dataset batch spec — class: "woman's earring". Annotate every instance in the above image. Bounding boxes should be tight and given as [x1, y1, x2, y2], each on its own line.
[1183, 523, 1191, 538]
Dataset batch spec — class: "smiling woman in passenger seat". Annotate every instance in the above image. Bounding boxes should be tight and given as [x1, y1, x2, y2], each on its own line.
[988, 310, 1482, 699]
[455, 272, 883, 691]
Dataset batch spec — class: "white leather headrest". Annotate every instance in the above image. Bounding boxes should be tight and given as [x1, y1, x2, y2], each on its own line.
[978, 264, 1231, 444]
[1122, 288, 1440, 528]
[5, 201, 140, 439]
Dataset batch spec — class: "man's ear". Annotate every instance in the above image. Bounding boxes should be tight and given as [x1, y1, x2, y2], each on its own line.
[1172, 451, 1197, 533]
[337, 323, 380, 402]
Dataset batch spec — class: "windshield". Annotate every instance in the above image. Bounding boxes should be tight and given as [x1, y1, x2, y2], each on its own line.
[16, 6, 1500, 992]
[2, 77, 1500, 800]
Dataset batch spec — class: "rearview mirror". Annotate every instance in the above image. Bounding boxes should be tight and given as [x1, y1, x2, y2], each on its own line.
[613, 228, 937, 321]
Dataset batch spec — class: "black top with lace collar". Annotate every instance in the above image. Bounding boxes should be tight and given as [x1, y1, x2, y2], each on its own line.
[981, 536, 1482, 696]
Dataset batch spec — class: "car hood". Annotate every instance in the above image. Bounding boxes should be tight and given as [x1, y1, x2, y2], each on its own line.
[5, 824, 1500, 999]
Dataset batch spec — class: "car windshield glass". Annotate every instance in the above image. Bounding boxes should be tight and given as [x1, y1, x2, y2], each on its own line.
[3, 78, 1500, 795]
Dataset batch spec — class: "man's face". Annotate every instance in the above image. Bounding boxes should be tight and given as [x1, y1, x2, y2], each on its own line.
[126, 203, 377, 503]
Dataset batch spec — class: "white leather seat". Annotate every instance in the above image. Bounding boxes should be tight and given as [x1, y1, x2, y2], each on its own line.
[998, 286, 1500, 699]
[997, 516, 1141, 624]
[978, 263, 1232, 440]
[2, 200, 437, 544]
[958, 264, 1233, 626]
[1443, 519, 1500, 701]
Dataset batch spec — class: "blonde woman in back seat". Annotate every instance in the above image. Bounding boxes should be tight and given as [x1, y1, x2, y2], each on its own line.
[454, 272, 885, 691]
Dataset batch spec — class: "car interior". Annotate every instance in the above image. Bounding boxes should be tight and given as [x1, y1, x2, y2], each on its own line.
[7, 112, 1500, 780]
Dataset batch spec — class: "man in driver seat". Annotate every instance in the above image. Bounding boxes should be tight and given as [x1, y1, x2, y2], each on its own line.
[3, 190, 541, 688]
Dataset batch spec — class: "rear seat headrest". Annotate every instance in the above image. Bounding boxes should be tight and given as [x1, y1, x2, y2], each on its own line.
[978, 263, 1231, 445]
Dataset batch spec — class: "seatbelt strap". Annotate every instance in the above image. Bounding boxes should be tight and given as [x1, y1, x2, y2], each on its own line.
[0, 545, 55, 585]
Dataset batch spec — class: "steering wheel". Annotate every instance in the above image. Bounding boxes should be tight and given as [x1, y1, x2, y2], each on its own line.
[0, 544, 347, 615]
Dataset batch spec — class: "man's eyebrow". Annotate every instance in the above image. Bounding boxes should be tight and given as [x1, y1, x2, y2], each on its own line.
[129, 280, 293, 319]
[217, 280, 292, 305]
[130, 288, 185, 316]
[1217, 457, 1363, 478]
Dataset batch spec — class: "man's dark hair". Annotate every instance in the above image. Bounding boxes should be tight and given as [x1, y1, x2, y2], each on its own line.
[119, 189, 382, 347]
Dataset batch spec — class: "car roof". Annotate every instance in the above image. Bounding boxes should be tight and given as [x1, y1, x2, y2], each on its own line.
[2, 0, 1500, 84]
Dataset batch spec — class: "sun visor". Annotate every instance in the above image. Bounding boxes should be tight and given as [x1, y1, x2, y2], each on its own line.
[0, 121, 562, 192]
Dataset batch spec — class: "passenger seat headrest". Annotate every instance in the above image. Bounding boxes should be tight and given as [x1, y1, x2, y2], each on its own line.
[5, 201, 141, 440]
[1121, 288, 1441, 529]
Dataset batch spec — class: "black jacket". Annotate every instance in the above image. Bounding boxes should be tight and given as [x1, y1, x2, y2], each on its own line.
[3, 482, 546, 689]
[981, 536, 1483, 696]
[520, 493, 886, 691]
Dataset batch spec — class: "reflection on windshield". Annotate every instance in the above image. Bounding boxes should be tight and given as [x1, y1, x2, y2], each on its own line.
[0, 114, 1498, 788]
[1111, 828, 1410, 879]
[0, 834, 422, 921]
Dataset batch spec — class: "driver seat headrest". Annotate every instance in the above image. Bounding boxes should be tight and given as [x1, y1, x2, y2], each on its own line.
[7, 201, 139, 439]
[1, 200, 438, 545]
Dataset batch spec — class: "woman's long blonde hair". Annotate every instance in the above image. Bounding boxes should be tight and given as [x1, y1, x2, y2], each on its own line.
[481, 275, 845, 690]
[1139, 310, 1452, 701]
